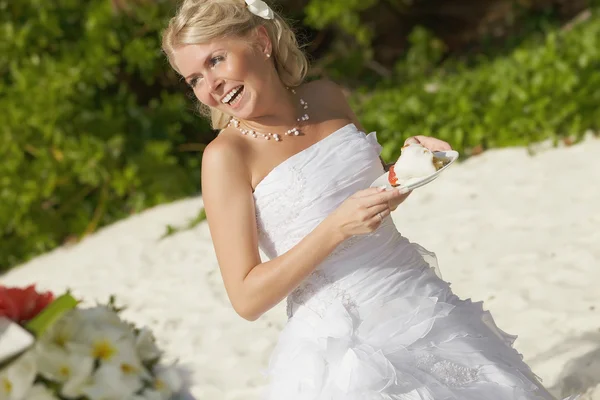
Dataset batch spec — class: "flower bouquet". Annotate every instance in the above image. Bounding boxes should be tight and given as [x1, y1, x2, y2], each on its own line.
[0, 285, 185, 400]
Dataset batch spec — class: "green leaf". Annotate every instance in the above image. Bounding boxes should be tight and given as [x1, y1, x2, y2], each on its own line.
[25, 293, 79, 337]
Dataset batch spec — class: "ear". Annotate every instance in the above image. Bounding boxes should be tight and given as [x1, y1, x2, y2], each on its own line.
[254, 25, 272, 57]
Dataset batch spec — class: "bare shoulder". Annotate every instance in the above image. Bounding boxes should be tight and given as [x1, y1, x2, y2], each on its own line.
[202, 128, 247, 172]
[304, 79, 364, 131]
[304, 78, 349, 103]
[201, 128, 252, 190]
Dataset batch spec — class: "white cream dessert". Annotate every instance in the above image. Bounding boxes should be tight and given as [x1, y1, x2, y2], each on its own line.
[388, 143, 445, 186]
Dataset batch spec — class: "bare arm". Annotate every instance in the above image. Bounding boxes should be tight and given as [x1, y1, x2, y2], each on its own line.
[202, 137, 401, 321]
[202, 139, 337, 321]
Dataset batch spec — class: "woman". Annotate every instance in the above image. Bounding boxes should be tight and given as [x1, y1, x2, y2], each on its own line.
[162, 0, 579, 399]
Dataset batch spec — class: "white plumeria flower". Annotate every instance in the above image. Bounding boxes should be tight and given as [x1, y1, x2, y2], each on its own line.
[152, 365, 183, 399]
[78, 306, 127, 330]
[75, 332, 150, 399]
[75, 308, 135, 347]
[38, 310, 82, 350]
[135, 328, 161, 362]
[71, 324, 131, 364]
[0, 351, 37, 400]
[34, 342, 94, 399]
[109, 343, 152, 383]
[245, 0, 274, 19]
[26, 384, 60, 400]
[79, 323, 151, 378]
[81, 363, 142, 400]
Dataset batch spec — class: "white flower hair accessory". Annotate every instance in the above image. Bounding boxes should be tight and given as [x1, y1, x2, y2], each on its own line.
[245, 0, 274, 20]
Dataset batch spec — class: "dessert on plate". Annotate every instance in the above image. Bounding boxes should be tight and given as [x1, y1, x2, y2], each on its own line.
[388, 143, 447, 187]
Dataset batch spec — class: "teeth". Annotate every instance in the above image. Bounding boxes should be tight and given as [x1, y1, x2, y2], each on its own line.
[230, 88, 243, 106]
[222, 86, 243, 104]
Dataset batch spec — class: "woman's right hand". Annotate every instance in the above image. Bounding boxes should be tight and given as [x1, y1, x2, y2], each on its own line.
[327, 187, 408, 239]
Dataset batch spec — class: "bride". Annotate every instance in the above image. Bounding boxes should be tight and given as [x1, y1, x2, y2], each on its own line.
[162, 0, 579, 399]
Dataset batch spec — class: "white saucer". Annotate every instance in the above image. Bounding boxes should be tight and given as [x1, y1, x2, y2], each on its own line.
[371, 150, 459, 191]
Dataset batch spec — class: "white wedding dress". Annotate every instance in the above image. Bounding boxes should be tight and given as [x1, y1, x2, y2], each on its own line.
[253, 123, 578, 400]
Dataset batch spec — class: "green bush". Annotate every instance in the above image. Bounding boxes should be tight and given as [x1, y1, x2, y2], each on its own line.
[352, 12, 600, 160]
[0, 0, 210, 270]
[2, 0, 599, 272]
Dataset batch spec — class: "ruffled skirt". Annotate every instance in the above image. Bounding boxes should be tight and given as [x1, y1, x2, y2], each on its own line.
[263, 261, 579, 400]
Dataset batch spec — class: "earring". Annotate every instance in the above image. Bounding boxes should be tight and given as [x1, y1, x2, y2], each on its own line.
[266, 53, 271, 58]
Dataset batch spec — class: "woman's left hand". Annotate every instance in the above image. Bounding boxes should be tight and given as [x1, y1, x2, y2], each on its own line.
[404, 135, 452, 151]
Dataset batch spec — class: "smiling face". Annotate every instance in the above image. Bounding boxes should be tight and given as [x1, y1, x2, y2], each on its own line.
[172, 28, 274, 122]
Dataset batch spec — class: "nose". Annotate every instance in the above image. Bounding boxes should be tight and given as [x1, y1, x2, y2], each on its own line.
[206, 72, 223, 92]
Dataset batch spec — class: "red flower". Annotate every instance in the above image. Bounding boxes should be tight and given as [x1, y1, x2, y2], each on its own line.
[0, 285, 55, 325]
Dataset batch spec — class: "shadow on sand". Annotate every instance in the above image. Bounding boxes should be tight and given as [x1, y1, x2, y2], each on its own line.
[530, 330, 600, 398]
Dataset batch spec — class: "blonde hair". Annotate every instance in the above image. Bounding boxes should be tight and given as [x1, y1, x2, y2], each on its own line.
[162, 0, 309, 129]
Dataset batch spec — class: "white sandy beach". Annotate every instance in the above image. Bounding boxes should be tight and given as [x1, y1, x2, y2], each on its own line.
[2, 137, 599, 399]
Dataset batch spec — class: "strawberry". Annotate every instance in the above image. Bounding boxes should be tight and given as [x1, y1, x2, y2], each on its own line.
[388, 165, 398, 186]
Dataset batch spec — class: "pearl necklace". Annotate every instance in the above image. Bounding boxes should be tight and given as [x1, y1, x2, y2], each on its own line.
[227, 88, 309, 142]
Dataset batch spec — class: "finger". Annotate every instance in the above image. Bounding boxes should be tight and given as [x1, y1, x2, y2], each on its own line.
[392, 190, 412, 204]
[369, 208, 391, 224]
[353, 186, 387, 198]
[389, 190, 412, 211]
[404, 136, 420, 146]
[365, 202, 389, 216]
[425, 138, 451, 152]
[362, 188, 407, 207]
[432, 142, 452, 152]
[378, 208, 391, 219]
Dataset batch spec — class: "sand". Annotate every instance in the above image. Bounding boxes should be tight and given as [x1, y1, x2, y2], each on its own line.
[2, 136, 599, 399]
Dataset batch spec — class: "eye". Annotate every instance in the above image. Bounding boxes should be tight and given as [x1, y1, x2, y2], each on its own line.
[209, 55, 225, 67]
[188, 76, 201, 88]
